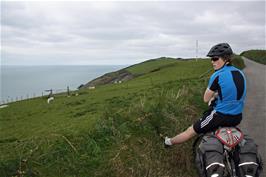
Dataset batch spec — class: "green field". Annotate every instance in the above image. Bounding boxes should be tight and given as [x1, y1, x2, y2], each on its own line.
[0, 57, 244, 177]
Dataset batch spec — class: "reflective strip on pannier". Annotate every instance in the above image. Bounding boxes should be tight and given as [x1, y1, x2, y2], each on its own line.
[238, 162, 258, 167]
[206, 162, 225, 170]
[210, 174, 219, 177]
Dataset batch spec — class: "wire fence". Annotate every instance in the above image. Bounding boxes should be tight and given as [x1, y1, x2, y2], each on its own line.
[0, 87, 74, 105]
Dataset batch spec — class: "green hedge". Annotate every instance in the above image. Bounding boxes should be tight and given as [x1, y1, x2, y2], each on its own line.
[240, 50, 266, 65]
[232, 54, 245, 69]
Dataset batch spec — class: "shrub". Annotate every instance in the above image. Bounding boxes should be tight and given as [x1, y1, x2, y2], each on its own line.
[240, 50, 266, 65]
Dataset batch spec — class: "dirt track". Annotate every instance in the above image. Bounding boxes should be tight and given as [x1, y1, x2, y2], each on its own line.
[240, 57, 266, 176]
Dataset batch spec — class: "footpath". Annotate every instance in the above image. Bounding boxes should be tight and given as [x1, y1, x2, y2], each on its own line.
[241, 57, 266, 177]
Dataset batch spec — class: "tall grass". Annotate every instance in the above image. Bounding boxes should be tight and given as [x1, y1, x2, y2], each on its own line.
[0, 80, 206, 177]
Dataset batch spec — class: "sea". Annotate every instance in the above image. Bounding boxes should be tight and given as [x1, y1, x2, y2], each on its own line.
[0, 65, 127, 104]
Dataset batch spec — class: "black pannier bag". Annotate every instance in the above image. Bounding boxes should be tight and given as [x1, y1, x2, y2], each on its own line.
[195, 132, 263, 177]
[195, 135, 225, 177]
[238, 135, 263, 177]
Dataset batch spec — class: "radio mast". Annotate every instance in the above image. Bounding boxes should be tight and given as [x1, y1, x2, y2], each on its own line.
[196, 40, 198, 61]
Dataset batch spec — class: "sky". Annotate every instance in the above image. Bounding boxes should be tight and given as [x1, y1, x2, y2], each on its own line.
[1, 1, 265, 65]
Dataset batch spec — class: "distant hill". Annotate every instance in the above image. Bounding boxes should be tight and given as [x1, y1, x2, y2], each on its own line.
[80, 57, 182, 88]
[240, 49, 266, 65]
[80, 56, 245, 89]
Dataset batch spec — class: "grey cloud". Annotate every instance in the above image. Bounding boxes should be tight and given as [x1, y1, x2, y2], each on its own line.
[1, 1, 265, 65]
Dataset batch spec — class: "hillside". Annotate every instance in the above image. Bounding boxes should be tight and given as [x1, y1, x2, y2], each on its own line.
[0, 56, 244, 177]
[240, 49, 266, 65]
[81, 56, 245, 89]
[80, 57, 182, 88]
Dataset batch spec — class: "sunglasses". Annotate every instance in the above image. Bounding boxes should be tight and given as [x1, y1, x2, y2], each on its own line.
[211, 57, 220, 61]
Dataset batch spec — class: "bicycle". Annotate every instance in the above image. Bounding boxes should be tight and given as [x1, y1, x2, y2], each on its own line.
[194, 126, 261, 177]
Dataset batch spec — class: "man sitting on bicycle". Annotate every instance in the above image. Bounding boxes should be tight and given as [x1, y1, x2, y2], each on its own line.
[165, 43, 246, 146]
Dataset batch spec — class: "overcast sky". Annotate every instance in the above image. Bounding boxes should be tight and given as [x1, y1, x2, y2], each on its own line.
[1, 1, 265, 65]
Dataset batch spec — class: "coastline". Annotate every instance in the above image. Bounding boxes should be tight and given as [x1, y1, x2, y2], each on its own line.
[0, 65, 127, 104]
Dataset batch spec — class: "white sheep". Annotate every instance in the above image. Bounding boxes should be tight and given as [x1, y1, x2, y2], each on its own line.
[47, 97, 54, 104]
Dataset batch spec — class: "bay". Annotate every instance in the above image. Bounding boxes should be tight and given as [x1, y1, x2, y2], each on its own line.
[0, 65, 126, 103]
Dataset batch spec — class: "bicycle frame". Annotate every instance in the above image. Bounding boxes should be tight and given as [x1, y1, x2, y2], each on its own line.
[224, 147, 238, 177]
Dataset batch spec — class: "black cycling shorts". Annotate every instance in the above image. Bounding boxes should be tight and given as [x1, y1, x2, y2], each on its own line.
[193, 108, 242, 134]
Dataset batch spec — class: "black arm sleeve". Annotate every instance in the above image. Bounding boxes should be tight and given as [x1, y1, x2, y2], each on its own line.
[209, 76, 219, 91]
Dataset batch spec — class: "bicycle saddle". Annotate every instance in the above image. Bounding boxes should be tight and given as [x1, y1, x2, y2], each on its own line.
[215, 127, 244, 149]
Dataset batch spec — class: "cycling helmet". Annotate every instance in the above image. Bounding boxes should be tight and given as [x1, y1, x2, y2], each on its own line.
[207, 43, 233, 57]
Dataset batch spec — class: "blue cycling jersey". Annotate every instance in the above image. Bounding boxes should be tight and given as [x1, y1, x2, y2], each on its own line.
[208, 65, 246, 115]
